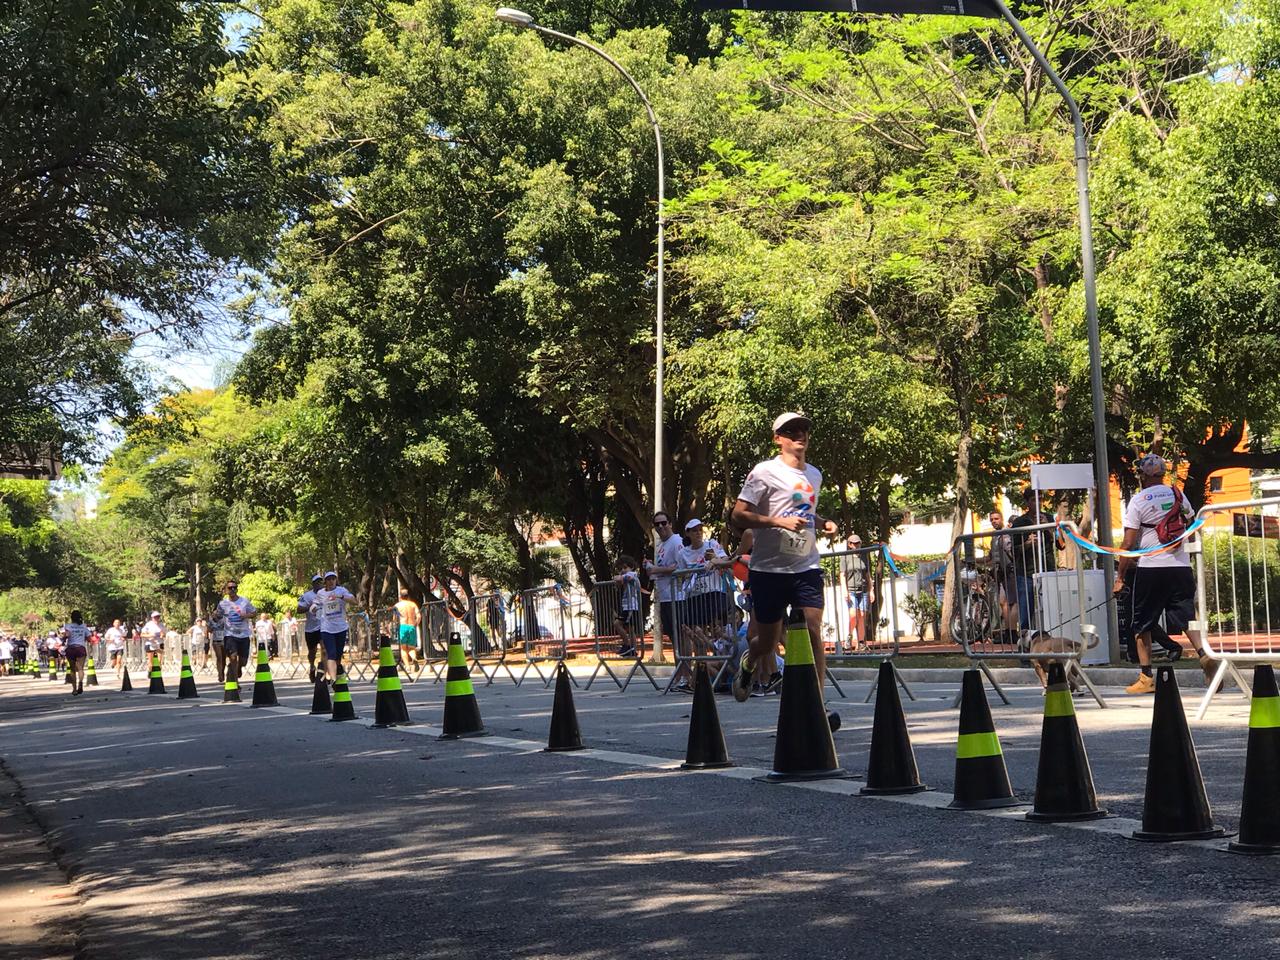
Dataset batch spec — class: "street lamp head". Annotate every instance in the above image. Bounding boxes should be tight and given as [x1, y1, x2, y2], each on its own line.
[495, 7, 535, 26]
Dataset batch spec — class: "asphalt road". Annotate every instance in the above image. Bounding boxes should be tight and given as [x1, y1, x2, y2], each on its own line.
[1, 665, 1278, 960]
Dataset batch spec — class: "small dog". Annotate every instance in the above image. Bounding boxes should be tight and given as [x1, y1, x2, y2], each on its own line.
[1027, 631, 1099, 691]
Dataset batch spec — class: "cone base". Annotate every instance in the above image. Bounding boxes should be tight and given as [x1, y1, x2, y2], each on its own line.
[1026, 807, 1108, 823]
[546, 743, 586, 753]
[1228, 838, 1280, 855]
[329, 714, 359, 722]
[861, 782, 928, 796]
[438, 729, 487, 740]
[756, 768, 853, 783]
[681, 759, 733, 770]
[371, 721, 414, 729]
[250, 702, 280, 708]
[309, 707, 330, 715]
[947, 795, 1023, 810]
[176, 693, 200, 700]
[1132, 826, 1225, 841]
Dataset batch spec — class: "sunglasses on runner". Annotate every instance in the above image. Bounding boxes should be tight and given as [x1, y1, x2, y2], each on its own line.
[777, 426, 810, 438]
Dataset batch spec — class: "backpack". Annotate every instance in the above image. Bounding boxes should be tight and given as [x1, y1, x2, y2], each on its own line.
[1153, 486, 1189, 544]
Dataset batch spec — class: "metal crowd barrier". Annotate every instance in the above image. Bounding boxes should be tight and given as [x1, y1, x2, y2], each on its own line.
[820, 546, 909, 702]
[419, 599, 453, 682]
[514, 585, 573, 687]
[949, 522, 1107, 708]
[1192, 495, 1280, 719]
[345, 612, 375, 681]
[660, 567, 737, 695]
[583, 580, 659, 691]
[466, 593, 519, 685]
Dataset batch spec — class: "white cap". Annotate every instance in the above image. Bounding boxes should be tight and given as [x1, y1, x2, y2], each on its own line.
[685, 518, 703, 531]
[324, 570, 338, 579]
[150, 611, 161, 618]
[772, 412, 812, 434]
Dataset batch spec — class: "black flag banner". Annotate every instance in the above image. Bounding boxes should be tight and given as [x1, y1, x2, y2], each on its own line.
[695, 0, 1003, 19]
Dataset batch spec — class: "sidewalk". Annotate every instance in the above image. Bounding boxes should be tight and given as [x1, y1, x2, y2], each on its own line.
[0, 761, 78, 959]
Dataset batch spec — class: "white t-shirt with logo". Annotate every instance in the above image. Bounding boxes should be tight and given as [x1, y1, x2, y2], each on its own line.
[104, 627, 124, 651]
[1123, 484, 1195, 569]
[63, 623, 89, 649]
[314, 586, 356, 633]
[652, 534, 686, 602]
[217, 597, 257, 639]
[681, 538, 728, 595]
[739, 457, 824, 574]
[618, 571, 641, 612]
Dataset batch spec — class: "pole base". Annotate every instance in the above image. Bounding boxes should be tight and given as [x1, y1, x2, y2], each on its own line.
[1026, 808, 1108, 823]
[545, 744, 587, 753]
[755, 768, 854, 783]
[1132, 827, 1226, 842]
[861, 783, 928, 796]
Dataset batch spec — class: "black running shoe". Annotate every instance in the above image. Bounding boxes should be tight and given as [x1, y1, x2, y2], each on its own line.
[732, 652, 755, 702]
[827, 710, 841, 733]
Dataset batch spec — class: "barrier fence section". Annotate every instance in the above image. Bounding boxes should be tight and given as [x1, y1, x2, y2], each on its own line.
[514, 585, 573, 687]
[949, 522, 1107, 708]
[344, 612, 375, 681]
[467, 592, 519, 685]
[820, 546, 910, 702]
[658, 568, 738, 695]
[1193, 495, 1280, 719]
[583, 580, 659, 691]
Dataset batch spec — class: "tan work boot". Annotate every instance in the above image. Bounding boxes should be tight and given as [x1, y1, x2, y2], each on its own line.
[1125, 672, 1156, 695]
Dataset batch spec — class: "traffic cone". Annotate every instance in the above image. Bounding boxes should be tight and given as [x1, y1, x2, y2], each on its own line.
[372, 634, 412, 728]
[949, 669, 1019, 809]
[1026, 662, 1106, 822]
[85, 658, 99, 687]
[546, 662, 584, 752]
[758, 617, 846, 782]
[176, 650, 199, 700]
[329, 672, 357, 722]
[681, 661, 731, 770]
[1133, 665, 1225, 841]
[65, 665, 74, 685]
[120, 666, 133, 692]
[438, 633, 486, 740]
[47, 658, 57, 681]
[249, 644, 278, 707]
[29, 660, 39, 678]
[222, 676, 241, 703]
[1230, 665, 1280, 854]
[147, 654, 166, 694]
[310, 675, 333, 715]
[862, 659, 926, 795]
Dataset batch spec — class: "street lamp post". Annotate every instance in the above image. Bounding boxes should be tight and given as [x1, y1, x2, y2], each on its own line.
[496, 7, 669, 662]
[697, 0, 1119, 653]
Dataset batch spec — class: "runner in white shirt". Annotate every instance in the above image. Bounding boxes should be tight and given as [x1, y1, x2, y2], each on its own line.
[62, 610, 90, 694]
[311, 571, 359, 683]
[0, 637, 11, 676]
[297, 574, 325, 682]
[190, 618, 208, 670]
[730, 413, 840, 726]
[254, 613, 276, 658]
[140, 612, 165, 658]
[104, 620, 125, 676]
[1116, 454, 1212, 694]
[216, 580, 258, 683]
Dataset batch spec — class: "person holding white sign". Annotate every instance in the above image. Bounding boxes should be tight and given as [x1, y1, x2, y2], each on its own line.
[730, 412, 840, 721]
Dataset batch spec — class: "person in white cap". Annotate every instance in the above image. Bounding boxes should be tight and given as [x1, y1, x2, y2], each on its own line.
[311, 571, 358, 683]
[297, 574, 325, 682]
[730, 412, 840, 728]
[674, 519, 733, 687]
[217, 579, 257, 683]
[140, 611, 165, 661]
[1116, 453, 1213, 694]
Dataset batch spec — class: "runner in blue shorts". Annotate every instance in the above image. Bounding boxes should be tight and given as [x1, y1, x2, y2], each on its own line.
[296, 574, 324, 682]
[730, 412, 840, 729]
[311, 571, 359, 683]
[217, 580, 258, 683]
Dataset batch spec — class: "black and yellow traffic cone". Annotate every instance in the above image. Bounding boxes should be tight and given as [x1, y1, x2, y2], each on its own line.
[85, 657, 99, 687]
[681, 661, 731, 770]
[222, 676, 241, 703]
[249, 643, 278, 708]
[47, 658, 57, 681]
[1026, 662, 1105, 822]
[176, 650, 199, 700]
[65, 664, 74, 685]
[1230, 665, 1280, 854]
[1133, 665, 1225, 841]
[759, 617, 846, 782]
[949, 669, 1019, 809]
[28, 659, 39, 678]
[310, 675, 333, 715]
[372, 634, 412, 728]
[546, 662, 585, 752]
[329, 672, 357, 722]
[438, 633, 486, 740]
[120, 665, 133, 692]
[147, 654, 166, 695]
[862, 659, 926, 795]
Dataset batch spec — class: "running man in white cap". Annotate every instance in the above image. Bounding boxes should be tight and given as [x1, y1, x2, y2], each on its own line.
[217, 579, 257, 684]
[311, 571, 358, 683]
[731, 413, 840, 725]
